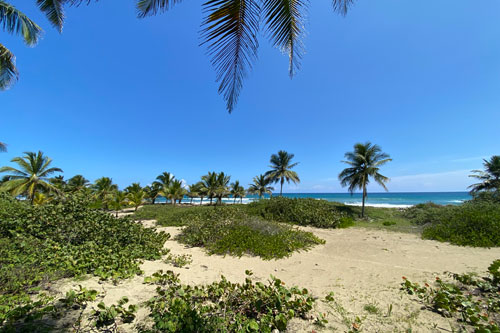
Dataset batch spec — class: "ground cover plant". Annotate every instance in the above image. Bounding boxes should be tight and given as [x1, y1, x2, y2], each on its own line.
[133, 204, 216, 226]
[401, 259, 500, 332]
[247, 197, 354, 228]
[173, 205, 324, 259]
[0, 192, 169, 330]
[143, 270, 316, 332]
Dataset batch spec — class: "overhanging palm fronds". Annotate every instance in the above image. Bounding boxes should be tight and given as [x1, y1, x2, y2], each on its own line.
[332, 0, 354, 15]
[201, 0, 260, 113]
[468, 156, 500, 193]
[0, 1, 42, 45]
[263, 0, 305, 77]
[0, 43, 18, 89]
[36, 0, 65, 32]
[137, 0, 184, 17]
[0, 142, 6, 152]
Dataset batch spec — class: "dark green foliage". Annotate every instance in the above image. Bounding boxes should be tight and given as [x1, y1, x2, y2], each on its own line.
[0, 193, 169, 295]
[176, 206, 324, 260]
[144, 270, 315, 332]
[402, 202, 454, 226]
[248, 197, 354, 228]
[421, 201, 500, 247]
[401, 260, 500, 331]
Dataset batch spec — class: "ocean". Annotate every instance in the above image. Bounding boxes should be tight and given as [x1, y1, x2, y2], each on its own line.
[157, 192, 471, 208]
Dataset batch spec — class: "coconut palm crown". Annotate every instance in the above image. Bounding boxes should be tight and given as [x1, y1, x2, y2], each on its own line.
[0, 151, 63, 203]
[338, 142, 392, 217]
[469, 156, 500, 193]
[248, 174, 274, 198]
[265, 150, 299, 196]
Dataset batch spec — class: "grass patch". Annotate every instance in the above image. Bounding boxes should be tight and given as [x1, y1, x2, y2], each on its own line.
[350, 206, 421, 234]
[175, 206, 324, 260]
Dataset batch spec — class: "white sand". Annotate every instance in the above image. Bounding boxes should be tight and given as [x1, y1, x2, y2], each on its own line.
[53, 220, 500, 332]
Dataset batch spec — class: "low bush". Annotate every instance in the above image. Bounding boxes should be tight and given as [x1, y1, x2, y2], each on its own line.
[176, 206, 324, 259]
[401, 260, 500, 331]
[144, 270, 315, 332]
[421, 201, 500, 247]
[247, 197, 354, 228]
[402, 202, 454, 226]
[0, 193, 169, 295]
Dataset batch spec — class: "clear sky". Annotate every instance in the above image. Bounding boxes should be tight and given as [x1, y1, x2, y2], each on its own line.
[1, 0, 499, 192]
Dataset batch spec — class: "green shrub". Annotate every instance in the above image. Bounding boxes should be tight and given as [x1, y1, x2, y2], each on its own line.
[247, 197, 353, 228]
[144, 270, 315, 332]
[402, 202, 454, 226]
[176, 206, 324, 260]
[421, 201, 500, 247]
[0, 193, 169, 294]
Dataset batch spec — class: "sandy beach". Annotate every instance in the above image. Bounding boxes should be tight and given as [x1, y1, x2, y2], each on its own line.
[53, 219, 500, 332]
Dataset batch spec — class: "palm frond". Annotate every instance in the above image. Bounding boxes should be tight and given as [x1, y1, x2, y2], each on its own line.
[137, 0, 183, 18]
[0, 1, 42, 45]
[0, 43, 18, 90]
[36, 0, 65, 32]
[0, 142, 6, 152]
[263, 0, 306, 77]
[201, 0, 260, 113]
[332, 0, 354, 15]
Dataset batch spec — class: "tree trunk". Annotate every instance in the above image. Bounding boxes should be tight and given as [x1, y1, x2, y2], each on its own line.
[172, 197, 175, 206]
[361, 176, 367, 218]
[200, 197, 203, 205]
[280, 178, 284, 196]
[190, 197, 193, 204]
[234, 197, 236, 204]
[210, 197, 213, 205]
[152, 198, 156, 205]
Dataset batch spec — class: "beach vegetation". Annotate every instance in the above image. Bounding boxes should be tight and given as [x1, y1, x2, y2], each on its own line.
[176, 205, 324, 259]
[144, 270, 316, 332]
[144, 181, 162, 204]
[248, 196, 354, 229]
[109, 190, 128, 216]
[247, 174, 274, 198]
[401, 260, 500, 332]
[66, 174, 90, 192]
[91, 176, 118, 209]
[0, 151, 63, 204]
[154, 171, 176, 203]
[265, 150, 300, 196]
[126, 182, 147, 211]
[230, 180, 246, 203]
[469, 155, 500, 193]
[338, 142, 392, 218]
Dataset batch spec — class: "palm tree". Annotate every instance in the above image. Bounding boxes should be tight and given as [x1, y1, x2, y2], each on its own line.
[33, 192, 51, 206]
[0, 142, 7, 152]
[127, 186, 146, 211]
[154, 172, 175, 203]
[214, 172, 231, 205]
[144, 182, 162, 204]
[165, 179, 186, 206]
[265, 150, 300, 196]
[469, 156, 500, 193]
[0, 151, 63, 203]
[0, 2, 42, 89]
[67, 174, 90, 192]
[338, 142, 392, 218]
[230, 180, 245, 203]
[50, 175, 66, 190]
[248, 174, 274, 199]
[200, 172, 219, 205]
[136, 0, 356, 112]
[92, 177, 118, 208]
[187, 182, 201, 204]
[110, 191, 128, 217]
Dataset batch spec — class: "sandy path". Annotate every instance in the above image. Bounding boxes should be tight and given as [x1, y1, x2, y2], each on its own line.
[55, 221, 500, 332]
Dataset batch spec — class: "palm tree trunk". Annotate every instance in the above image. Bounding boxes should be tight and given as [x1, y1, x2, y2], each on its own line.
[361, 176, 367, 218]
[190, 197, 193, 204]
[200, 197, 203, 205]
[280, 178, 284, 196]
[210, 197, 213, 205]
[234, 197, 236, 203]
[152, 198, 156, 205]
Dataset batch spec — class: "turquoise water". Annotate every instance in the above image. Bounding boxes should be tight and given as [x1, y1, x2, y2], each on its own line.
[158, 192, 471, 207]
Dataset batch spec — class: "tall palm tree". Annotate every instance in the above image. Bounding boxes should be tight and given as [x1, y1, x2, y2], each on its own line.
[187, 182, 201, 204]
[164, 179, 186, 206]
[214, 172, 231, 205]
[0, 1, 42, 89]
[265, 150, 300, 196]
[136, 0, 356, 112]
[154, 172, 175, 204]
[92, 177, 118, 208]
[469, 156, 500, 193]
[248, 174, 274, 199]
[0, 142, 7, 152]
[200, 172, 219, 205]
[230, 180, 245, 203]
[144, 182, 162, 204]
[338, 142, 392, 218]
[0, 151, 63, 203]
[50, 175, 66, 190]
[67, 174, 90, 192]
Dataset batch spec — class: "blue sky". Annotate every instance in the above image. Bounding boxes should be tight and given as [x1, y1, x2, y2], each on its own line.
[1, 0, 499, 192]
